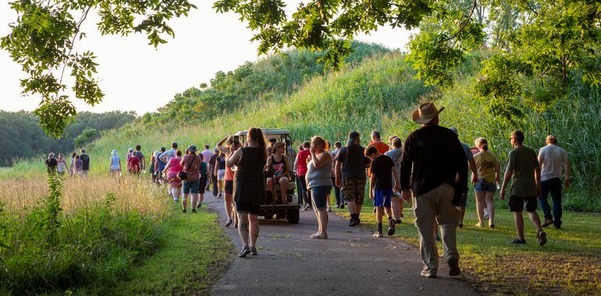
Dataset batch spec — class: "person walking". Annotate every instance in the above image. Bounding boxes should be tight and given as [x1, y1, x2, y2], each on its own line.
[80, 149, 90, 176]
[538, 135, 571, 229]
[69, 152, 77, 176]
[306, 136, 333, 239]
[109, 149, 122, 176]
[56, 153, 67, 176]
[45, 152, 58, 174]
[330, 141, 344, 209]
[499, 130, 547, 246]
[335, 131, 370, 227]
[294, 141, 311, 210]
[369, 130, 389, 154]
[181, 145, 201, 213]
[449, 127, 478, 229]
[226, 127, 267, 257]
[201, 145, 214, 190]
[384, 136, 404, 224]
[209, 148, 219, 197]
[400, 102, 467, 278]
[473, 137, 500, 228]
[217, 136, 241, 227]
[163, 150, 183, 203]
[366, 145, 399, 237]
[132, 144, 146, 173]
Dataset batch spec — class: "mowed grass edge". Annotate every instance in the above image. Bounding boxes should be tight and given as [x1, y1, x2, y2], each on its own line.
[106, 203, 235, 295]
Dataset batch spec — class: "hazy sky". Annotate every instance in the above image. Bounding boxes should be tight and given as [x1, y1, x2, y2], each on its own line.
[0, 1, 412, 115]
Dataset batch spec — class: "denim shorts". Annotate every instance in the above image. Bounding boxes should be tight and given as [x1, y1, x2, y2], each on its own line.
[310, 186, 332, 210]
[474, 179, 497, 192]
[183, 179, 200, 194]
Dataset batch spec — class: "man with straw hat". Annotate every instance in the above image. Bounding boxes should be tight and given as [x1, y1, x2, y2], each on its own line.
[400, 102, 468, 278]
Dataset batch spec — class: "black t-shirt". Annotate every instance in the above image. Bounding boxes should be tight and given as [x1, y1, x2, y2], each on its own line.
[370, 155, 394, 190]
[45, 158, 58, 173]
[335, 143, 369, 180]
[80, 154, 90, 170]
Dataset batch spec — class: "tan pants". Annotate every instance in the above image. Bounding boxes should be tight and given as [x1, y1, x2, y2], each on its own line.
[413, 183, 459, 274]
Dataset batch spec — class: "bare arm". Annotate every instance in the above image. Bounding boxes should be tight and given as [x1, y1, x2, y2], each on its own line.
[226, 148, 242, 167]
[310, 150, 331, 169]
[469, 158, 478, 184]
[335, 160, 342, 188]
[564, 157, 571, 189]
[499, 169, 513, 200]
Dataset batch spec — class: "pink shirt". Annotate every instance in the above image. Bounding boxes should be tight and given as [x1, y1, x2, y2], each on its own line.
[167, 157, 183, 176]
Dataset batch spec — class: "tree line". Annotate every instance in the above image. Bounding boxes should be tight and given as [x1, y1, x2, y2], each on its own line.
[0, 111, 135, 166]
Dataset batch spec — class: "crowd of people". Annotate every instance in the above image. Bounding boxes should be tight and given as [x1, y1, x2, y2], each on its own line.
[44, 149, 90, 177]
[42, 102, 571, 278]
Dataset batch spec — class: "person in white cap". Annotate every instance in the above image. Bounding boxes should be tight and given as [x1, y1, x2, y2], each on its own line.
[400, 102, 467, 278]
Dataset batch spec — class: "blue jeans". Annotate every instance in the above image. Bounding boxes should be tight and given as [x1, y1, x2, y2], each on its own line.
[539, 177, 562, 228]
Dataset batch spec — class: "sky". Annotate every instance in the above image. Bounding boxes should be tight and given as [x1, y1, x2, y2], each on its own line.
[0, 1, 412, 115]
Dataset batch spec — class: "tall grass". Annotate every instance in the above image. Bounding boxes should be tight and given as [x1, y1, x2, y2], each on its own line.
[0, 174, 171, 294]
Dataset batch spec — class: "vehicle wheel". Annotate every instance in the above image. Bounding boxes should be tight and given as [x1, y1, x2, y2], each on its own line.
[287, 209, 300, 224]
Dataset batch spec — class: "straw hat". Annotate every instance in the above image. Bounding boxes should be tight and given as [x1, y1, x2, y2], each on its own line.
[412, 102, 445, 124]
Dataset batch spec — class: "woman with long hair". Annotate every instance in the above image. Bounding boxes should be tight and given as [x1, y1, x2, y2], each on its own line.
[227, 127, 267, 257]
[473, 137, 500, 228]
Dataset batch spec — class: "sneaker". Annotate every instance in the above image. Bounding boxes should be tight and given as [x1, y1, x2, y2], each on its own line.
[174, 199, 179, 203]
[458, 223, 464, 228]
[196, 203, 202, 209]
[182, 209, 186, 213]
[542, 219, 553, 227]
[421, 269, 437, 278]
[448, 257, 461, 276]
[224, 219, 233, 227]
[510, 238, 527, 245]
[238, 245, 251, 258]
[538, 230, 547, 246]
[327, 207, 331, 212]
[192, 209, 197, 213]
[310, 233, 328, 239]
[395, 219, 402, 225]
[373, 231, 383, 238]
[340, 203, 345, 209]
[250, 246, 258, 256]
[387, 219, 396, 236]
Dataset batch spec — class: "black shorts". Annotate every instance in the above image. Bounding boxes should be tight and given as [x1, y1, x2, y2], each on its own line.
[225, 180, 234, 195]
[509, 195, 538, 212]
[236, 201, 260, 215]
[198, 175, 207, 194]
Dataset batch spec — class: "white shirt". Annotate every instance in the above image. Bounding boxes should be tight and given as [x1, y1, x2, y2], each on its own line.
[538, 144, 568, 181]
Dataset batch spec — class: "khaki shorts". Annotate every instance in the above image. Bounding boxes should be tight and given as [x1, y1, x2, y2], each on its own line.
[342, 178, 366, 205]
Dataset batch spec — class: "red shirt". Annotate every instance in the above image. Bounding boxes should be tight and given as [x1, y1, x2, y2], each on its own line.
[296, 149, 310, 176]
